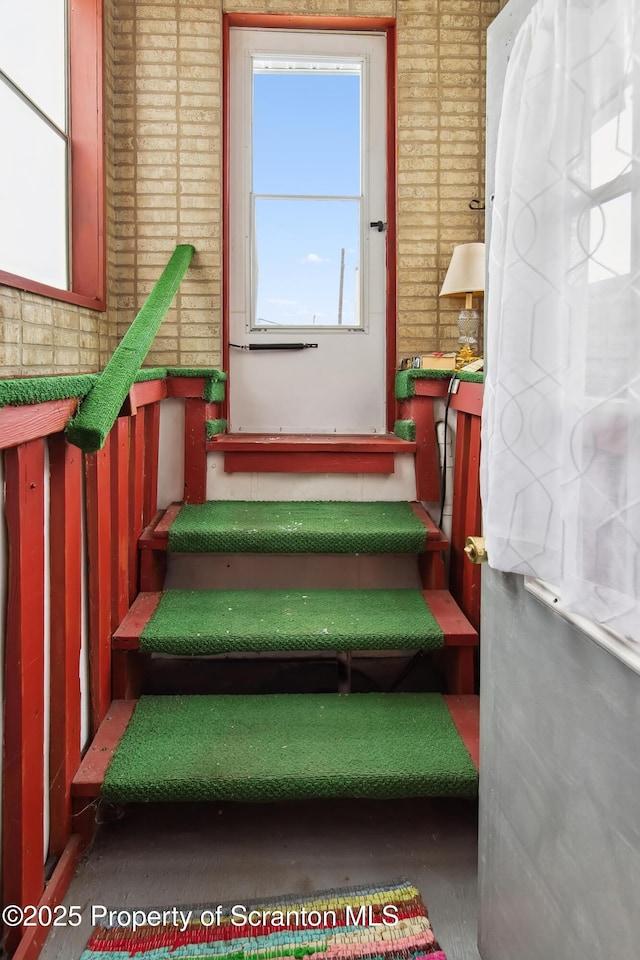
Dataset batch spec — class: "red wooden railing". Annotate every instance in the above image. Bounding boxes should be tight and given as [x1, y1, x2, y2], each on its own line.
[0, 375, 217, 960]
[1, 368, 480, 960]
[398, 376, 483, 632]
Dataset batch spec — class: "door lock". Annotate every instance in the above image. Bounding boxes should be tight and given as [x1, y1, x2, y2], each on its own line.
[369, 220, 387, 232]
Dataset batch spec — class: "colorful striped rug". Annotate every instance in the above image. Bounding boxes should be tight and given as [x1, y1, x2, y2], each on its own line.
[80, 879, 446, 960]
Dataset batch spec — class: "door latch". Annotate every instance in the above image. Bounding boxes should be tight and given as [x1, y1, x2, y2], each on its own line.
[464, 536, 488, 564]
[369, 220, 387, 232]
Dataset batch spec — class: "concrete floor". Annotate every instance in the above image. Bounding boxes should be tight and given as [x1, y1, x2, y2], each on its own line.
[41, 797, 481, 959]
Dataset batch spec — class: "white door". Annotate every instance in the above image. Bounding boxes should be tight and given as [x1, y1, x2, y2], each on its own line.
[228, 28, 388, 434]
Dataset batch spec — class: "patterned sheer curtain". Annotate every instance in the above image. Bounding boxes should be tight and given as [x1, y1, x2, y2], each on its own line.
[481, 0, 640, 639]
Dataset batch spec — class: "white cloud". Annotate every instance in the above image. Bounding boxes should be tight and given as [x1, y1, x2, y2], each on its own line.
[300, 253, 328, 264]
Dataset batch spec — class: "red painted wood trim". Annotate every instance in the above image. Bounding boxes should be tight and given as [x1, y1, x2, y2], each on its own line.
[408, 501, 448, 552]
[418, 552, 446, 590]
[227, 14, 395, 30]
[425, 590, 478, 647]
[127, 378, 167, 414]
[72, 701, 137, 796]
[450, 381, 483, 417]
[113, 593, 162, 650]
[444, 648, 476, 696]
[403, 397, 440, 502]
[224, 451, 395, 474]
[48, 436, 83, 860]
[450, 413, 471, 604]
[209, 434, 415, 453]
[0, 398, 78, 450]
[411, 378, 484, 417]
[139, 550, 167, 592]
[450, 413, 482, 630]
[110, 419, 130, 629]
[385, 22, 397, 432]
[222, 14, 231, 421]
[444, 694, 479, 771]
[412, 379, 450, 399]
[2, 440, 46, 954]
[3, 0, 107, 307]
[111, 651, 148, 701]
[129, 408, 146, 602]
[11, 834, 83, 960]
[184, 398, 208, 503]
[0, 272, 104, 310]
[69, 0, 105, 306]
[167, 377, 207, 399]
[84, 445, 112, 735]
[142, 401, 160, 525]
[153, 502, 183, 540]
[462, 415, 482, 629]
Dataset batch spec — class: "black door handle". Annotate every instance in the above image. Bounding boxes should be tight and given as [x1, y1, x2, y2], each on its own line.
[369, 220, 387, 232]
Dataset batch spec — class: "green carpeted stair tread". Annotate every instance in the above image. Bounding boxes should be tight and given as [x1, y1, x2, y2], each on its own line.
[102, 693, 478, 802]
[167, 501, 428, 554]
[140, 588, 444, 655]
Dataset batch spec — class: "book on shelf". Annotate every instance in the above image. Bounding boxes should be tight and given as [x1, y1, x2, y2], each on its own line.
[399, 352, 457, 371]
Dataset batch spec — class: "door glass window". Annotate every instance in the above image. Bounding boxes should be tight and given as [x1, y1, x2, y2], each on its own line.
[251, 56, 363, 328]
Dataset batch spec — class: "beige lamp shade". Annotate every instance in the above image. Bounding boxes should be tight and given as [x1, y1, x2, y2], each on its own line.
[439, 242, 485, 299]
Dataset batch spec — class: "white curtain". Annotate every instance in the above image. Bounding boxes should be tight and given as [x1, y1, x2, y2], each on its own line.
[481, 0, 640, 639]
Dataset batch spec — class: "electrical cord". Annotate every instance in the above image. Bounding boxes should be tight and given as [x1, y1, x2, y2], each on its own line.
[438, 374, 458, 529]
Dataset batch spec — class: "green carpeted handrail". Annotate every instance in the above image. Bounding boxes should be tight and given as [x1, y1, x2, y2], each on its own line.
[66, 244, 195, 452]
[395, 368, 484, 400]
[0, 374, 99, 409]
[0, 367, 226, 410]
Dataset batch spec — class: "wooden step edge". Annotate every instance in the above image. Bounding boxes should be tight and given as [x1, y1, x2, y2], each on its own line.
[154, 501, 182, 537]
[409, 501, 449, 551]
[138, 502, 182, 550]
[119, 588, 477, 653]
[444, 694, 479, 771]
[71, 700, 137, 797]
[113, 592, 162, 649]
[71, 697, 478, 797]
[206, 434, 417, 454]
[425, 590, 478, 647]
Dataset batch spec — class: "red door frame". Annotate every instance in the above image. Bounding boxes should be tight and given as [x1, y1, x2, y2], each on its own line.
[222, 14, 397, 433]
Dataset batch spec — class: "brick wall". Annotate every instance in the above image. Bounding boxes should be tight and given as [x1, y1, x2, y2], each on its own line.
[0, 0, 501, 375]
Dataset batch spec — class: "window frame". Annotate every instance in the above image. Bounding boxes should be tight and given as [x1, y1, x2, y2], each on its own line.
[0, 0, 105, 311]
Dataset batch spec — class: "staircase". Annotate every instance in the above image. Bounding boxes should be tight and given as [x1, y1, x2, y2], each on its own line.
[73, 435, 479, 822]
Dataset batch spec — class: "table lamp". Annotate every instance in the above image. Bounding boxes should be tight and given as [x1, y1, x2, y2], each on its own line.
[439, 242, 485, 366]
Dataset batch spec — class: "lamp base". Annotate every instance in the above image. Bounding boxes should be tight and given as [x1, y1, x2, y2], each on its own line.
[456, 308, 480, 369]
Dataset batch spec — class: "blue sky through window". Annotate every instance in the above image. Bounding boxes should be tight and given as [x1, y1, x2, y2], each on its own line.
[252, 65, 362, 326]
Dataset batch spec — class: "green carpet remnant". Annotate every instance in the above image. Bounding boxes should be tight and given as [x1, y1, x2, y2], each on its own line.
[456, 369, 483, 383]
[141, 588, 444, 655]
[394, 419, 416, 442]
[133, 367, 227, 401]
[167, 501, 428, 554]
[395, 368, 483, 400]
[395, 368, 451, 400]
[66, 244, 195, 453]
[0, 374, 98, 408]
[103, 693, 478, 802]
[205, 418, 227, 439]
